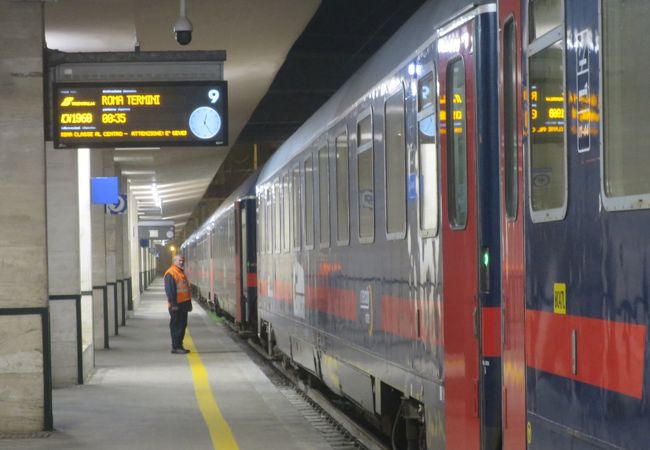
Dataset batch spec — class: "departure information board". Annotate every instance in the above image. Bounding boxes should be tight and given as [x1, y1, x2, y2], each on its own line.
[53, 81, 228, 148]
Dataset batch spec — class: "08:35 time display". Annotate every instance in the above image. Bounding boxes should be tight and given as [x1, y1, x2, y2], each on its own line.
[102, 113, 127, 124]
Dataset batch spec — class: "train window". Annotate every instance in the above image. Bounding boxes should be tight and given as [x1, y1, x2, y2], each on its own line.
[304, 156, 315, 249]
[418, 71, 438, 236]
[283, 174, 290, 252]
[266, 187, 273, 254]
[529, 0, 562, 42]
[264, 194, 269, 255]
[258, 196, 265, 255]
[319, 145, 330, 247]
[263, 190, 269, 254]
[358, 113, 372, 148]
[528, 38, 567, 221]
[292, 167, 301, 248]
[357, 110, 374, 243]
[602, 0, 650, 204]
[274, 182, 281, 253]
[385, 86, 407, 238]
[504, 18, 518, 220]
[335, 130, 350, 245]
[446, 58, 468, 229]
[418, 72, 435, 112]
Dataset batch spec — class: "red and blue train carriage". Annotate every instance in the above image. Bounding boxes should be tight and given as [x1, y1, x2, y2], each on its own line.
[182, 0, 650, 448]
[516, 0, 650, 449]
[255, 2, 501, 448]
[182, 174, 258, 331]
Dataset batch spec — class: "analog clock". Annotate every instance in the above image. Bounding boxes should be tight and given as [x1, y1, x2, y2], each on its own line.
[419, 115, 436, 138]
[189, 106, 221, 139]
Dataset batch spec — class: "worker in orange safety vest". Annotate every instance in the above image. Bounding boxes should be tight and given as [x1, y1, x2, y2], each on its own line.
[164, 254, 192, 354]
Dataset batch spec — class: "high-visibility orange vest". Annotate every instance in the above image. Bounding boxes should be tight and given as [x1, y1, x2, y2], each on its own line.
[164, 265, 191, 308]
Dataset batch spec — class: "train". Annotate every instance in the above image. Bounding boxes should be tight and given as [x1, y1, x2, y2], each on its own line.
[182, 0, 650, 449]
[185, 174, 258, 332]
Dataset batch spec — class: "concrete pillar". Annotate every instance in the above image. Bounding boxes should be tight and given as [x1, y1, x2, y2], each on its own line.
[77, 149, 94, 381]
[103, 156, 117, 337]
[142, 247, 148, 289]
[46, 143, 96, 387]
[127, 187, 141, 309]
[0, 1, 51, 432]
[149, 250, 154, 283]
[115, 214, 125, 327]
[122, 196, 133, 313]
[90, 151, 108, 349]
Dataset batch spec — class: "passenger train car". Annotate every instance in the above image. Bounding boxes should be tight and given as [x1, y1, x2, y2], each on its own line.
[183, 0, 650, 448]
[505, 0, 650, 449]
[184, 174, 258, 332]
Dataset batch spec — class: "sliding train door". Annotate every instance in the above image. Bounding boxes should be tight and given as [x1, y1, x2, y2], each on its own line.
[438, 19, 481, 450]
[235, 201, 244, 324]
[498, 1, 526, 449]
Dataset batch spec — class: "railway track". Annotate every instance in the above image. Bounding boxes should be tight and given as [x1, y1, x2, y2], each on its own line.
[215, 315, 390, 450]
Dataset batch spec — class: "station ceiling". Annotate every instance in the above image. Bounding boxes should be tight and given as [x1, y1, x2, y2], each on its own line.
[44, 0, 426, 240]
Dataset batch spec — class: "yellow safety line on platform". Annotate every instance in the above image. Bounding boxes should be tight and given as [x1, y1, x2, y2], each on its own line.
[185, 331, 239, 450]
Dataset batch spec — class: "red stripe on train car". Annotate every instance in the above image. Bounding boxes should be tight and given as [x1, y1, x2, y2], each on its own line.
[525, 310, 646, 399]
[263, 282, 442, 343]
[380, 296, 439, 345]
[247, 273, 257, 288]
[306, 285, 357, 321]
[258, 278, 269, 297]
[324, 288, 357, 322]
[481, 307, 501, 357]
[381, 295, 418, 340]
[275, 280, 293, 302]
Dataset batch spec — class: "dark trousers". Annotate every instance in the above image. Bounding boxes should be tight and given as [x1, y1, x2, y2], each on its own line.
[169, 308, 188, 349]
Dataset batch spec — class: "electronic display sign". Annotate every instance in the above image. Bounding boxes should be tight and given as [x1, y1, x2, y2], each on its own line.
[530, 84, 565, 137]
[53, 81, 227, 148]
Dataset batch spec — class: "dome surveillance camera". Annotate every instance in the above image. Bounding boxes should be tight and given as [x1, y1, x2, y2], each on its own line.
[173, 16, 193, 46]
[174, 16, 193, 45]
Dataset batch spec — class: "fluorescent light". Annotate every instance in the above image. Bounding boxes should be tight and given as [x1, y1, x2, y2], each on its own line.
[152, 183, 162, 208]
[122, 170, 156, 175]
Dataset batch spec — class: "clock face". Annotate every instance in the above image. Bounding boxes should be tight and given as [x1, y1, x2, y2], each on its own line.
[189, 106, 222, 139]
[419, 115, 436, 138]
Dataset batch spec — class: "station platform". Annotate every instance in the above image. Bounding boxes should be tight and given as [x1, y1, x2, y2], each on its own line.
[3, 280, 336, 450]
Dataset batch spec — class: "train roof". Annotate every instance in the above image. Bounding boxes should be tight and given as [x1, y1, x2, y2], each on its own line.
[182, 172, 258, 246]
[257, 0, 494, 185]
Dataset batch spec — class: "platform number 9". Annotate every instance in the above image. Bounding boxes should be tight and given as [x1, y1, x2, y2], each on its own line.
[208, 89, 220, 104]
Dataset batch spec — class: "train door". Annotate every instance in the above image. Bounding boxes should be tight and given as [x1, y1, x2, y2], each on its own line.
[438, 19, 481, 450]
[240, 202, 249, 323]
[235, 201, 244, 324]
[210, 228, 215, 304]
[498, 1, 526, 449]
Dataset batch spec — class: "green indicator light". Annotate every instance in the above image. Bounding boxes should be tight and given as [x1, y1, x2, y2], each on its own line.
[482, 249, 489, 267]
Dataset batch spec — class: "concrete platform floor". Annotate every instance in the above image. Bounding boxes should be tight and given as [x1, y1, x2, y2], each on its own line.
[3, 280, 335, 450]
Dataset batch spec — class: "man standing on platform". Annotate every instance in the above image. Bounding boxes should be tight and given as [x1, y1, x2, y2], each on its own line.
[164, 254, 193, 354]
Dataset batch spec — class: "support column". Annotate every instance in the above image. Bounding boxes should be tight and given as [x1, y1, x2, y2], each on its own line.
[122, 190, 134, 313]
[0, 1, 51, 432]
[103, 155, 117, 337]
[77, 149, 94, 381]
[46, 143, 94, 387]
[127, 186, 141, 309]
[90, 151, 108, 349]
[115, 213, 126, 327]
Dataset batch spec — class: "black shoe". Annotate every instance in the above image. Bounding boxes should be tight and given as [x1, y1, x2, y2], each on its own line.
[181, 348, 191, 353]
[171, 348, 189, 354]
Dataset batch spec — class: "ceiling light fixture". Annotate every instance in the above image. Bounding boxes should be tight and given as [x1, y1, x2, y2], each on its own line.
[151, 183, 162, 208]
[122, 170, 156, 175]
